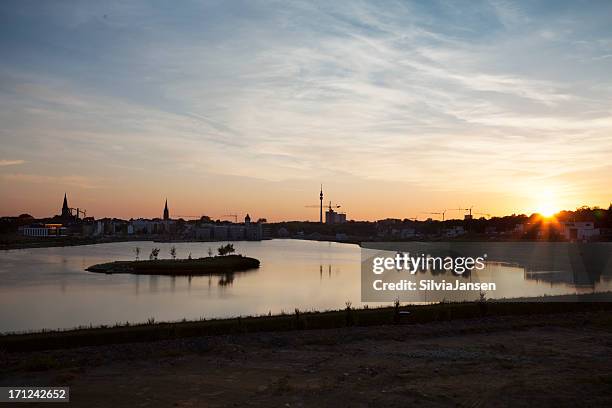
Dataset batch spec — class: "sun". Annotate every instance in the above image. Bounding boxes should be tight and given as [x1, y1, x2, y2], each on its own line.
[535, 189, 559, 218]
[537, 204, 557, 218]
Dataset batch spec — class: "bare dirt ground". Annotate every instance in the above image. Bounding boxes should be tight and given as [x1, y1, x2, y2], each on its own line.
[2, 311, 612, 407]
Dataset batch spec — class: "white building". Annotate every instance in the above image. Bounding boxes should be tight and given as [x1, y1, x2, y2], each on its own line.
[560, 222, 599, 241]
[400, 228, 417, 239]
[444, 226, 466, 238]
[335, 233, 348, 241]
[22, 224, 67, 237]
[130, 218, 166, 235]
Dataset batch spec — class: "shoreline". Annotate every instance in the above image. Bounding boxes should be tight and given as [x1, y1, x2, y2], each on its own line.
[2, 293, 611, 352]
[0, 236, 144, 251]
[4, 235, 611, 251]
[0, 236, 277, 251]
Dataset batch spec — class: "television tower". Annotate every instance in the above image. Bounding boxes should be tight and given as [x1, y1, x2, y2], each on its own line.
[320, 185, 323, 224]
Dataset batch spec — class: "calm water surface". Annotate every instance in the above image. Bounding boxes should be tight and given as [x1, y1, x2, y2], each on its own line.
[1, 239, 610, 333]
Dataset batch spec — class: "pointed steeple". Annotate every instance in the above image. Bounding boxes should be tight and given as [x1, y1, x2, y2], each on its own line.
[163, 198, 170, 220]
[61, 193, 71, 218]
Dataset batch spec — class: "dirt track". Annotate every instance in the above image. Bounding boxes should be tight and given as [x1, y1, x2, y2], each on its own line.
[2, 311, 612, 407]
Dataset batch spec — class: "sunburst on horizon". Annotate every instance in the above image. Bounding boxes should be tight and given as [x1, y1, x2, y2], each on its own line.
[535, 189, 560, 218]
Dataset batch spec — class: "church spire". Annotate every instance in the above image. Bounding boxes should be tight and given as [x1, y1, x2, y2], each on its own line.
[163, 198, 169, 220]
[61, 193, 71, 218]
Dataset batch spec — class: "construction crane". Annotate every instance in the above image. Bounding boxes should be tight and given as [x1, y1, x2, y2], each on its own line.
[450, 206, 474, 218]
[421, 210, 448, 221]
[305, 200, 341, 222]
[69, 207, 87, 219]
[305, 202, 341, 210]
[325, 201, 342, 212]
[422, 212, 441, 220]
[223, 214, 238, 223]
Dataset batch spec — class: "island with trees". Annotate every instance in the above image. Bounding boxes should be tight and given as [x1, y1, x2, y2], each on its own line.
[86, 244, 260, 276]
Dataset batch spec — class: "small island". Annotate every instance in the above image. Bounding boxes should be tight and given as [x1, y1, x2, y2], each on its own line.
[86, 254, 260, 276]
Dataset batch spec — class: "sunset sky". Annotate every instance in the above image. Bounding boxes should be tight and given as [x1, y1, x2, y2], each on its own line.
[1, 0, 611, 221]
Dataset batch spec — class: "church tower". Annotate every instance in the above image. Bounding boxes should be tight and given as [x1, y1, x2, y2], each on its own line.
[61, 193, 72, 218]
[163, 199, 169, 220]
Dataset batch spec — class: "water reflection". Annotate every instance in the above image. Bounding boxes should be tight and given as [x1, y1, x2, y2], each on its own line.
[365, 242, 612, 289]
[318, 264, 336, 280]
[218, 273, 234, 286]
[363, 242, 612, 303]
[0, 240, 611, 333]
[149, 275, 158, 293]
[487, 243, 612, 288]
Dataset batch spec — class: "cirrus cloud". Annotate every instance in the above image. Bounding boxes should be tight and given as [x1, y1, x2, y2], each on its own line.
[0, 160, 25, 167]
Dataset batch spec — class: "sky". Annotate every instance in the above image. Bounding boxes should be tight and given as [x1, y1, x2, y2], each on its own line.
[1, 0, 611, 221]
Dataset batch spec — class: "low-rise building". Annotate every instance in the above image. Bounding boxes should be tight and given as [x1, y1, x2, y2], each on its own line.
[400, 228, 416, 239]
[21, 223, 67, 237]
[560, 221, 599, 241]
[130, 218, 166, 235]
[444, 226, 465, 238]
[195, 226, 212, 240]
[325, 208, 347, 224]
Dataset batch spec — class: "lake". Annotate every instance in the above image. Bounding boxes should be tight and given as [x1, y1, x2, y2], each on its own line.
[1, 239, 611, 333]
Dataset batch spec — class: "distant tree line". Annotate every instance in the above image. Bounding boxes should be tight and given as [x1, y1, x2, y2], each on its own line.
[268, 204, 612, 239]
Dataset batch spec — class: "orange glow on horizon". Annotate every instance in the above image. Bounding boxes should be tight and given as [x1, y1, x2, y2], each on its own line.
[536, 206, 558, 218]
[534, 189, 561, 219]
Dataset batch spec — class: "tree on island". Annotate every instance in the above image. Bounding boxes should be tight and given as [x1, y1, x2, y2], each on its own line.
[149, 248, 160, 260]
[217, 243, 235, 256]
[170, 246, 177, 260]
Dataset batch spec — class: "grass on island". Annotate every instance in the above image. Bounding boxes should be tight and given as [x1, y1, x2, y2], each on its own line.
[86, 254, 260, 276]
[1, 295, 612, 352]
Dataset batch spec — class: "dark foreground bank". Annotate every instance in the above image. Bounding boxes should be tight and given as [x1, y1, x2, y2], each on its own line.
[2, 296, 612, 352]
[1, 309, 612, 407]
